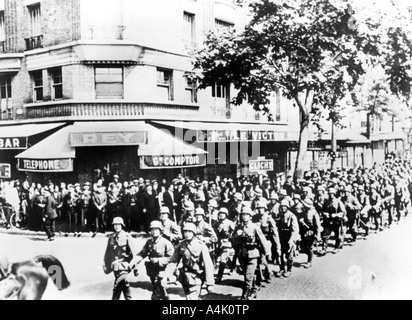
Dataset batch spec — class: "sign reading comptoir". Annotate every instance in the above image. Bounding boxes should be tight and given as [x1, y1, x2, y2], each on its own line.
[19, 159, 74, 172]
[141, 155, 207, 169]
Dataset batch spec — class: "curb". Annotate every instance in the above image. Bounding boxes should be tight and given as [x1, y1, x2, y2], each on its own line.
[0, 228, 149, 240]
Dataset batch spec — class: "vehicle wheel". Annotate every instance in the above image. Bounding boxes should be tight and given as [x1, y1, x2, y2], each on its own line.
[10, 213, 29, 230]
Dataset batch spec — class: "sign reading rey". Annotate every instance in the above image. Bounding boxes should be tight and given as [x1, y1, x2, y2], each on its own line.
[141, 155, 207, 169]
[70, 132, 147, 147]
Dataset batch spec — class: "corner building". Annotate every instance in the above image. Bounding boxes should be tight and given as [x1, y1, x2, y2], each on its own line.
[0, 0, 297, 184]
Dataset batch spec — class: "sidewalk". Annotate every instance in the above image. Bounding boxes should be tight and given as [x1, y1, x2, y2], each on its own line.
[0, 226, 149, 239]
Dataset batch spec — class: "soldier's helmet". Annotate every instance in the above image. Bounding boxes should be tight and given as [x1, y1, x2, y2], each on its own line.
[256, 201, 268, 209]
[241, 207, 253, 216]
[219, 208, 229, 216]
[302, 199, 314, 209]
[150, 221, 164, 232]
[270, 192, 279, 200]
[280, 200, 290, 208]
[234, 192, 244, 202]
[195, 208, 206, 216]
[160, 207, 170, 215]
[112, 217, 125, 227]
[182, 223, 197, 234]
[208, 199, 218, 208]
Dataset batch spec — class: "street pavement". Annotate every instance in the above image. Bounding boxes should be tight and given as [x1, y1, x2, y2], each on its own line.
[1, 216, 412, 300]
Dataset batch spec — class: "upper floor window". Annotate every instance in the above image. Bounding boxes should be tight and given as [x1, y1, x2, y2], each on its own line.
[183, 12, 196, 48]
[212, 83, 226, 99]
[28, 4, 41, 37]
[49, 68, 63, 100]
[95, 67, 124, 99]
[0, 11, 5, 42]
[0, 76, 12, 100]
[215, 19, 234, 35]
[157, 69, 174, 101]
[185, 73, 197, 103]
[32, 70, 43, 102]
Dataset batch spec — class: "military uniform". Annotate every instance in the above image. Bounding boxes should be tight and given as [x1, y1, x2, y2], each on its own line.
[357, 189, 371, 236]
[341, 191, 362, 242]
[232, 218, 270, 299]
[276, 209, 300, 275]
[103, 229, 137, 300]
[213, 214, 236, 283]
[135, 236, 174, 300]
[161, 218, 182, 246]
[167, 236, 215, 300]
[322, 195, 347, 251]
[298, 202, 321, 265]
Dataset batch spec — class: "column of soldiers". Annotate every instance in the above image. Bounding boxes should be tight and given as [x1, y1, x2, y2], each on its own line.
[102, 158, 412, 300]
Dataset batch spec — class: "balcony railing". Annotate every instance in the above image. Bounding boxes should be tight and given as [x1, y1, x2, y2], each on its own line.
[21, 102, 199, 120]
[25, 35, 43, 50]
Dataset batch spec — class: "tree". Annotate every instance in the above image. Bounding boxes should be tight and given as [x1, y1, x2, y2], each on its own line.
[194, 0, 412, 178]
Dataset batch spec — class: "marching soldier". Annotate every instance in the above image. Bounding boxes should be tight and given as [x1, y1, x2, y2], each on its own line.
[103, 217, 137, 300]
[381, 178, 395, 228]
[253, 201, 281, 283]
[276, 200, 300, 278]
[194, 208, 218, 247]
[213, 208, 236, 284]
[131, 221, 174, 300]
[159, 206, 182, 246]
[341, 186, 362, 243]
[229, 192, 244, 223]
[167, 223, 215, 300]
[268, 192, 280, 221]
[357, 185, 371, 237]
[232, 207, 270, 300]
[369, 186, 383, 232]
[298, 199, 321, 268]
[323, 188, 347, 253]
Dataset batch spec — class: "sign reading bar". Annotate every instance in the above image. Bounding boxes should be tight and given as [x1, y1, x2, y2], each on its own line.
[19, 159, 74, 172]
[141, 154, 207, 169]
[0, 164, 11, 179]
[0, 137, 27, 150]
[70, 132, 147, 147]
[249, 157, 274, 173]
[197, 130, 297, 143]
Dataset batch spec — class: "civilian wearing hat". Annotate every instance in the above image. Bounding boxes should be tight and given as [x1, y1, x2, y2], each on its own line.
[321, 187, 347, 254]
[79, 182, 92, 229]
[166, 223, 215, 300]
[103, 217, 138, 300]
[91, 182, 108, 233]
[163, 183, 178, 222]
[159, 207, 182, 246]
[276, 200, 300, 278]
[179, 201, 196, 229]
[341, 186, 362, 243]
[233, 206, 270, 300]
[130, 221, 174, 300]
[251, 188, 268, 211]
[43, 188, 58, 241]
[142, 184, 160, 232]
[298, 200, 322, 268]
[212, 208, 236, 284]
[64, 183, 80, 234]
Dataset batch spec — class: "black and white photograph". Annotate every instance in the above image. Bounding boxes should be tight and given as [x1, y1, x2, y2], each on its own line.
[1, 0, 412, 302]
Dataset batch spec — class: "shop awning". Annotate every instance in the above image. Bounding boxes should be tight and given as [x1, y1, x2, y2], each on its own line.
[0, 122, 66, 150]
[16, 126, 76, 172]
[152, 121, 299, 142]
[139, 125, 208, 170]
[15, 121, 208, 172]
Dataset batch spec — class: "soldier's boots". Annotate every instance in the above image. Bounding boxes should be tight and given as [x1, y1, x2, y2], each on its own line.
[215, 263, 226, 284]
[263, 268, 271, 283]
[241, 288, 251, 300]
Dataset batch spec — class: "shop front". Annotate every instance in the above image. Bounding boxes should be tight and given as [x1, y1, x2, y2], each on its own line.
[15, 121, 208, 185]
[151, 121, 299, 179]
[0, 122, 66, 180]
